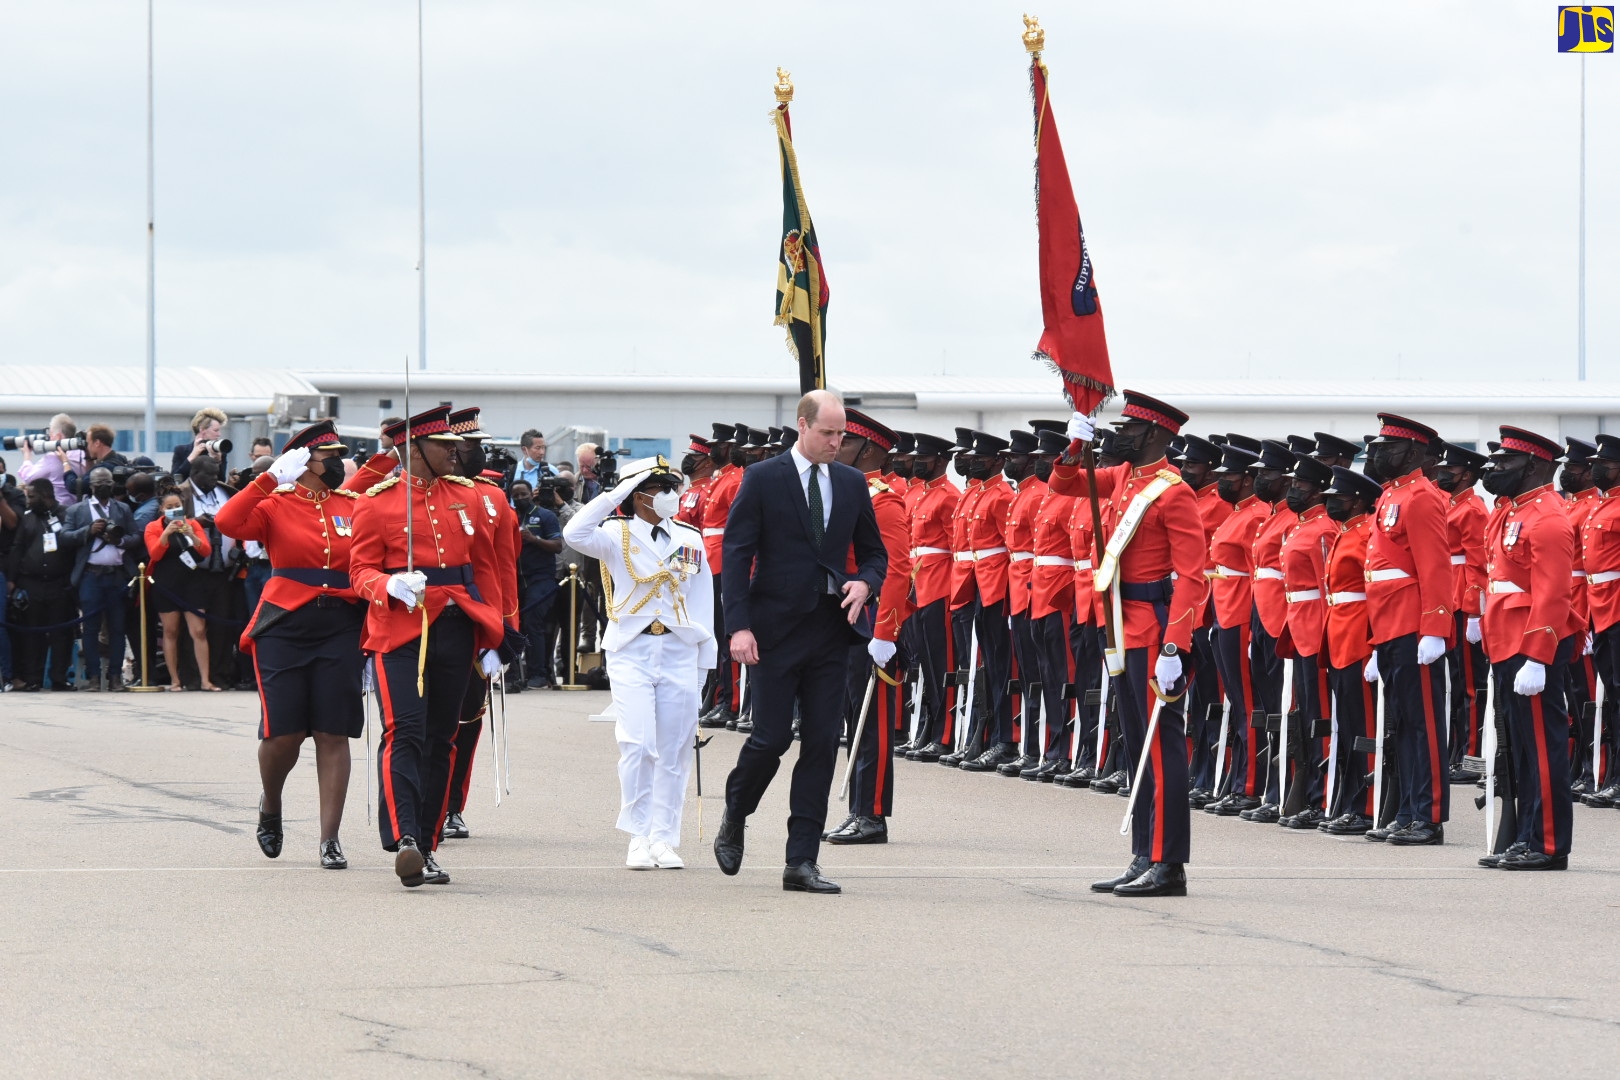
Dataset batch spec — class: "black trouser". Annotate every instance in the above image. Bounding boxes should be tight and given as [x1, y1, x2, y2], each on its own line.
[1070, 623, 1107, 768]
[1187, 625, 1222, 790]
[189, 569, 240, 690]
[1565, 648, 1598, 787]
[724, 595, 851, 866]
[1446, 611, 1489, 768]
[1375, 632, 1450, 827]
[1249, 612, 1285, 804]
[448, 658, 492, 816]
[1034, 611, 1078, 763]
[374, 609, 476, 852]
[521, 581, 558, 685]
[844, 645, 898, 818]
[1494, 643, 1574, 857]
[14, 574, 75, 688]
[1212, 621, 1256, 796]
[950, 600, 980, 751]
[1288, 653, 1329, 808]
[911, 599, 953, 747]
[1591, 624, 1620, 789]
[1009, 610, 1042, 754]
[1327, 663, 1376, 819]
[973, 597, 1013, 748]
[1113, 631, 1190, 864]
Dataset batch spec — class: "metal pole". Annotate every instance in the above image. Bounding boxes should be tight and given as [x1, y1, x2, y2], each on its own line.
[1579, 52, 1587, 381]
[417, 0, 427, 373]
[143, 0, 157, 457]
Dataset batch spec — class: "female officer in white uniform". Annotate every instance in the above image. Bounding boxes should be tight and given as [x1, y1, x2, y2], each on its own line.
[563, 456, 715, 868]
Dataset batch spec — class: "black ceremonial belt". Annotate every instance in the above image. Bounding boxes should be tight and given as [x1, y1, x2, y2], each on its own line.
[270, 567, 351, 589]
[384, 564, 475, 587]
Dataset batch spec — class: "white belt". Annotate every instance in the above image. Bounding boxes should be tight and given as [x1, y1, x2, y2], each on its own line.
[1010, 551, 1035, 562]
[1285, 589, 1322, 603]
[1488, 580, 1525, 594]
[1327, 591, 1367, 605]
[1366, 568, 1411, 582]
[1591, 570, 1620, 584]
[701, 528, 724, 537]
[1573, 570, 1588, 578]
[910, 546, 950, 558]
[1254, 567, 1284, 581]
[1033, 555, 1075, 568]
[953, 552, 974, 563]
[1450, 554, 1467, 565]
[971, 546, 1009, 561]
[1206, 564, 1250, 579]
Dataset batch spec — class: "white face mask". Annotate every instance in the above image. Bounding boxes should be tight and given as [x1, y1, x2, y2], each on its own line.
[650, 490, 680, 521]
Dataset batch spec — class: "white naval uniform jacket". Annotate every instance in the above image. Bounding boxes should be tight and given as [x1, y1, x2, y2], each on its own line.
[563, 487, 717, 669]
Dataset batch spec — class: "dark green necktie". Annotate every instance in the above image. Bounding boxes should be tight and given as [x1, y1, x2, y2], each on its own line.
[807, 463, 824, 548]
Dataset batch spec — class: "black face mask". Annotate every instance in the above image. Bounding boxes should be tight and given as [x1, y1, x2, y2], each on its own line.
[1431, 469, 1461, 493]
[1284, 487, 1318, 515]
[91, 484, 114, 502]
[1325, 494, 1357, 522]
[1033, 458, 1054, 483]
[459, 443, 488, 480]
[1592, 462, 1620, 491]
[1366, 443, 1409, 483]
[953, 457, 968, 477]
[966, 458, 994, 481]
[1253, 472, 1287, 503]
[318, 457, 346, 490]
[1216, 476, 1246, 504]
[1110, 431, 1141, 461]
[1481, 463, 1522, 497]
[1002, 459, 1026, 482]
[730, 448, 748, 469]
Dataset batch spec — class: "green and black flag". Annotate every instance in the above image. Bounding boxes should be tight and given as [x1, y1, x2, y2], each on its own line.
[771, 75, 829, 393]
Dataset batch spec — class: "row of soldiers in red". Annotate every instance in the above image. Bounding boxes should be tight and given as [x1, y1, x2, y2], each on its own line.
[219, 406, 520, 887]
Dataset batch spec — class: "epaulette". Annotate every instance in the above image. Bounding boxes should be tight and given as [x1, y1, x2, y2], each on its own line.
[444, 475, 476, 488]
[365, 475, 401, 497]
[668, 519, 701, 538]
[331, 487, 359, 499]
[273, 483, 296, 494]
[868, 477, 891, 494]
[473, 476, 501, 487]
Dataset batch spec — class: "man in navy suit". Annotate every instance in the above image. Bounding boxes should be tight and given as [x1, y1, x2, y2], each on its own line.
[713, 390, 888, 893]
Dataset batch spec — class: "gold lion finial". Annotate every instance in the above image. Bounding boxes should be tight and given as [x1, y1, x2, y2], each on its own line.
[774, 67, 794, 103]
[1022, 14, 1045, 55]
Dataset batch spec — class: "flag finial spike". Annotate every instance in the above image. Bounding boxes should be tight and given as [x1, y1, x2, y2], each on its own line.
[1022, 14, 1045, 55]
[774, 67, 794, 103]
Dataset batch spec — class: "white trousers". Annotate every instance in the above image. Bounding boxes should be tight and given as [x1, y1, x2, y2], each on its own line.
[605, 632, 704, 847]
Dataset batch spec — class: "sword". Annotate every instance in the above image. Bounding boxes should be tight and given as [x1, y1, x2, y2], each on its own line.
[1211, 700, 1232, 797]
[840, 668, 879, 799]
[1276, 657, 1293, 810]
[1324, 690, 1339, 818]
[1593, 660, 1606, 792]
[1094, 658, 1110, 772]
[909, 664, 924, 745]
[958, 625, 980, 753]
[497, 668, 511, 795]
[363, 657, 374, 825]
[1481, 668, 1497, 852]
[1121, 686, 1171, 835]
[402, 354, 428, 697]
[1371, 673, 1387, 830]
[487, 678, 501, 807]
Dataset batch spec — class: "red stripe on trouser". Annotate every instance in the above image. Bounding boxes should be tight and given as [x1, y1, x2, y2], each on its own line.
[873, 675, 890, 816]
[1140, 656, 1166, 862]
[1363, 678, 1377, 817]
[455, 722, 479, 812]
[252, 648, 270, 739]
[1239, 624, 1257, 795]
[433, 741, 458, 851]
[1420, 662, 1443, 823]
[942, 615, 956, 744]
[1530, 692, 1556, 855]
[375, 660, 402, 840]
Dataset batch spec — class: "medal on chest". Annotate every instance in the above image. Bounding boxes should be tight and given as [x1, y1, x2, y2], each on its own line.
[457, 509, 475, 536]
[1504, 520, 1522, 549]
[331, 515, 352, 537]
[667, 545, 701, 578]
[1382, 503, 1400, 529]
[483, 494, 498, 519]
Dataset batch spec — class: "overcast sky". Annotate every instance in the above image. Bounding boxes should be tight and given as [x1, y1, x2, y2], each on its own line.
[1, 1, 1616, 385]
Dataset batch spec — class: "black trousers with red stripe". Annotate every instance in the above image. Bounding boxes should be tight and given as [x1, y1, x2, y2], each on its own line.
[1187, 625, 1222, 790]
[974, 597, 1014, 747]
[1565, 649, 1598, 787]
[1249, 613, 1285, 805]
[1068, 622, 1106, 767]
[1327, 663, 1376, 819]
[911, 599, 953, 747]
[1591, 624, 1620, 789]
[1445, 611, 1489, 767]
[1376, 632, 1450, 826]
[374, 608, 476, 852]
[845, 645, 898, 818]
[950, 600, 980, 751]
[1289, 653, 1329, 806]
[447, 661, 491, 816]
[1034, 611, 1079, 763]
[1114, 641, 1191, 864]
[1494, 643, 1574, 857]
[1009, 610, 1042, 752]
[1212, 621, 1255, 796]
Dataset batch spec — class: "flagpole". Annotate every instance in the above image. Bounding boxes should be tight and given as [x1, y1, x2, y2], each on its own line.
[417, 0, 427, 373]
[1579, 52, 1586, 381]
[144, 0, 157, 457]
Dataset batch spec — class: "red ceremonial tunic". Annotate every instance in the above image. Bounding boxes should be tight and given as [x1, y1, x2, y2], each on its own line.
[471, 476, 521, 630]
[947, 479, 982, 610]
[1068, 496, 1100, 626]
[1281, 503, 1337, 658]
[700, 464, 742, 574]
[1251, 504, 1297, 640]
[1565, 486, 1602, 637]
[676, 472, 713, 530]
[1366, 469, 1454, 645]
[866, 472, 914, 642]
[1324, 514, 1374, 670]
[1029, 487, 1078, 621]
[1445, 487, 1489, 619]
[345, 452, 397, 494]
[1195, 483, 1233, 629]
[968, 474, 1014, 607]
[1582, 489, 1620, 633]
[215, 471, 361, 649]
[1206, 495, 1268, 632]
[1483, 484, 1575, 665]
[907, 474, 959, 609]
[1004, 475, 1047, 617]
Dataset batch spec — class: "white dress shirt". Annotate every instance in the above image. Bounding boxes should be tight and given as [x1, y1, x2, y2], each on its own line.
[86, 499, 125, 567]
[789, 444, 833, 528]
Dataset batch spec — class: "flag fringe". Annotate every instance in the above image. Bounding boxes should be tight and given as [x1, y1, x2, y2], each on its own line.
[1033, 350, 1115, 412]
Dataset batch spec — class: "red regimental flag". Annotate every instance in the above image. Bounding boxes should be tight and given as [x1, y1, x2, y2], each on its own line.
[1030, 56, 1114, 416]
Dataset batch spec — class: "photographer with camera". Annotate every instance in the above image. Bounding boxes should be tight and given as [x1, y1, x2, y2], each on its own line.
[0, 467, 26, 689]
[14, 414, 88, 508]
[577, 443, 609, 502]
[144, 492, 220, 692]
[510, 479, 564, 689]
[63, 467, 141, 690]
[169, 407, 231, 482]
[177, 456, 245, 689]
[65, 424, 130, 501]
[6, 478, 83, 690]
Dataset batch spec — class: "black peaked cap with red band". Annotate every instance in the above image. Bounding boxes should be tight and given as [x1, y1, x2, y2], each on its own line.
[844, 408, 897, 452]
[1497, 426, 1562, 461]
[687, 434, 711, 456]
[1372, 413, 1439, 445]
[1110, 390, 1188, 436]
[382, 405, 461, 444]
[284, 419, 348, 454]
[447, 407, 491, 440]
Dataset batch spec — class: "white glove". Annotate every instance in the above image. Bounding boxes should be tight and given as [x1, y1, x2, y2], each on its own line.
[386, 571, 427, 608]
[609, 471, 643, 504]
[1364, 652, 1379, 683]
[479, 649, 504, 678]
[1155, 652, 1182, 687]
[1416, 634, 1446, 665]
[868, 637, 897, 667]
[268, 446, 311, 485]
[1513, 659, 1546, 696]
[1585, 632, 1595, 656]
[1465, 618, 1482, 645]
[1066, 412, 1096, 443]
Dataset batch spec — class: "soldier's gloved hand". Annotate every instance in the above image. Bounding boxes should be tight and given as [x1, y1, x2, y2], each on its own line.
[386, 571, 427, 608]
[479, 649, 504, 678]
[867, 637, 897, 667]
[1465, 617, 1482, 645]
[1416, 634, 1446, 665]
[1513, 659, 1546, 697]
[1155, 652, 1182, 687]
[1066, 412, 1096, 443]
[609, 472, 643, 504]
[1585, 632, 1595, 656]
[268, 446, 311, 485]
[1363, 652, 1379, 683]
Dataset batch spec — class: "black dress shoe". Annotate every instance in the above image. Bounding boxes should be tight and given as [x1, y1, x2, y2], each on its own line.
[1090, 770, 1125, 795]
[893, 740, 918, 758]
[1500, 848, 1567, 871]
[395, 836, 426, 887]
[1037, 758, 1070, 783]
[908, 741, 949, 763]
[256, 799, 283, 859]
[783, 862, 841, 893]
[939, 750, 969, 767]
[713, 815, 745, 876]
[1448, 766, 1482, 784]
[320, 839, 347, 869]
[1320, 813, 1374, 836]
[961, 744, 1019, 772]
[422, 850, 450, 884]
[1571, 778, 1592, 798]
[1056, 764, 1095, 788]
[1478, 841, 1530, 869]
[1188, 788, 1213, 809]
[1090, 855, 1151, 892]
[1582, 780, 1620, 807]
[441, 811, 469, 840]
[1365, 821, 1406, 842]
[699, 709, 735, 730]
[822, 813, 856, 840]
[1241, 803, 1281, 824]
[1280, 806, 1326, 830]
[735, 717, 754, 734]
[1388, 821, 1443, 846]
[999, 753, 1038, 777]
[1114, 862, 1187, 897]
[826, 816, 887, 845]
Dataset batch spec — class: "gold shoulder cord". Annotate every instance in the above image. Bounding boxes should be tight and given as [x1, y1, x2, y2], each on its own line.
[598, 519, 690, 625]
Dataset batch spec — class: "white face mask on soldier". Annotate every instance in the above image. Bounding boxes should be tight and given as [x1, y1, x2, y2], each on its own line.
[650, 490, 680, 521]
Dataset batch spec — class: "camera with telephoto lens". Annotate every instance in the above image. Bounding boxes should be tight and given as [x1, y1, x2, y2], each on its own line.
[2, 435, 87, 452]
[197, 438, 232, 456]
[594, 448, 619, 487]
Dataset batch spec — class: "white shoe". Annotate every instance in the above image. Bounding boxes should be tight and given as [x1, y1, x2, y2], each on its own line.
[648, 840, 684, 869]
[626, 836, 656, 870]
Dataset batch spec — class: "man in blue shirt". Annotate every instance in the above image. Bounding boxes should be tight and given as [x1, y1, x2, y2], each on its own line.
[512, 479, 564, 689]
[507, 430, 557, 496]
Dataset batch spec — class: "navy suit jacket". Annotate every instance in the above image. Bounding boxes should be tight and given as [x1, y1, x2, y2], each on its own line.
[61, 498, 140, 587]
[721, 452, 888, 651]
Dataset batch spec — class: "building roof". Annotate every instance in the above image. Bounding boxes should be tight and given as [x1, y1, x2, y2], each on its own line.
[0, 365, 320, 416]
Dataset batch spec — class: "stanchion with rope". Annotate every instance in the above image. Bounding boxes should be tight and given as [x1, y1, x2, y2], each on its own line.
[557, 562, 588, 691]
[128, 563, 164, 693]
